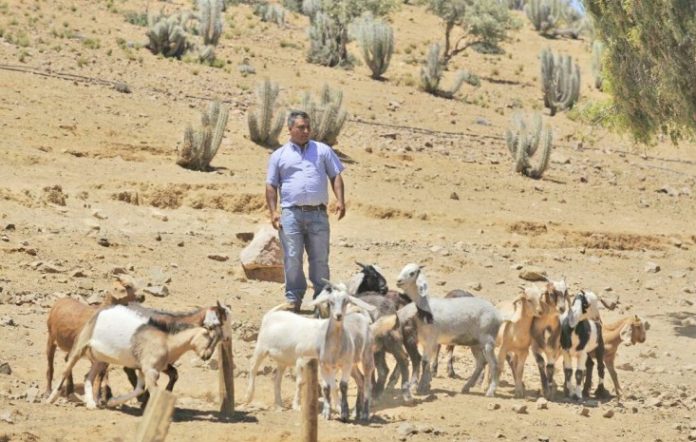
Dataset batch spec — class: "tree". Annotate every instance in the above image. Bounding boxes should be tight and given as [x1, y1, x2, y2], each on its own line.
[423, 0, 514, 65]
[584, 1, 696, 143]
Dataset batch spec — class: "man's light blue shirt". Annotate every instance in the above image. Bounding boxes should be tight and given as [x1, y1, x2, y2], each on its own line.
[266, 140, 345, 208]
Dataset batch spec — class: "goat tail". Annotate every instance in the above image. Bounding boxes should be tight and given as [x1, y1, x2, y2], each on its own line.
[267, 302, 295, 314]
[370, 314, 399, 338]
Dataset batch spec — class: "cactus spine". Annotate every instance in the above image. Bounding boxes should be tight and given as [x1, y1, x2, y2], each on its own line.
[248, 79, 286, 148]
[177, 101, 229, 171]
[540, 48, 580, 116]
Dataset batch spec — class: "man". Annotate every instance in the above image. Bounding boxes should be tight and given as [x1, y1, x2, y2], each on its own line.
[265, 110, 346, 312]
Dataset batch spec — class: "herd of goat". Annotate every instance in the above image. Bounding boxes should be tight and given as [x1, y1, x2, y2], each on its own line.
[41, 264, 650, 424]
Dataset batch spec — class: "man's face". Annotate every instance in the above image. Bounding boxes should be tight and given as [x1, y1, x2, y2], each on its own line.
[289, 117, 311, 145]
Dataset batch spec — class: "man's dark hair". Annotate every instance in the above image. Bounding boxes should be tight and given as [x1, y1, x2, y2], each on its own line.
[287, 110, 310, 129]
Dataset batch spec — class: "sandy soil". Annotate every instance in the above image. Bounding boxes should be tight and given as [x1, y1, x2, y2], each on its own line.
[1, 1, 696, 441]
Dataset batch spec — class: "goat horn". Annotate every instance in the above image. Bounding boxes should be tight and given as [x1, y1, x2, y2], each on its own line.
[355, 262, 366, 269]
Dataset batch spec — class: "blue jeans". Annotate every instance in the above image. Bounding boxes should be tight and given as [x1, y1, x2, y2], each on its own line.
[279, 207, 330, 304]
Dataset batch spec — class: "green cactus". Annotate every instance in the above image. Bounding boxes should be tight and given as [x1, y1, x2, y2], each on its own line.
[198, 0, 223, 46]
[248, 79, 286, 148]
[505, 113, 553, 179]
[254, 3, 286, 26]
[421, 43, 479, 98]
[591, 40, 604, 90]
[177, 101, 229, 171]
[146, 14, 189, 58]
[307, 11, 347, 67]
[525, 0, 561, 36]
[355, 15, 394, 79]
[300, 84, 348, 146]
[540, 47, 580, 116]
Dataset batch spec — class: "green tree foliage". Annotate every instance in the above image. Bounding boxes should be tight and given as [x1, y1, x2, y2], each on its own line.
[248, 79, 286, 148]
[306, 0, 399, 68]
[591, 39, 604, 90]
[300, 85, 349, 146]
[353, 14, 394, 79]
[506, 112, 553, 179]
[584, 1, 696, 143]
[422, 0, 514, 64]
[178, 101, 229, 171]
[540, 47, 580, 116]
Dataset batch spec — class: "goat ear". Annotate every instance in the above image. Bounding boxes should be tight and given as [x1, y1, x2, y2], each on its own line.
[309, 293, 331, 308]
[643, 320, 650, 331]
[620, 324, 633, 345]
[348, 296, 377, 313]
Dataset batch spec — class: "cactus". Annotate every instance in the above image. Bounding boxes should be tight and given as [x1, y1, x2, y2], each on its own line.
[420, 43, 443, 94]
[300, 84, 348, 146]
[525, 0, 560, 36]
[540, 47, 580, 116]
[421, 43, 479, 98]
[355, 15, 394, 79]
[198, 0, 223, 46]
[307, 11, 346, 67]
[254, 3, 286, 26]
[591, 40, 604, 90]
[247, 79, 286, 148]
[198, 45, 216, 64]
[177, 101, 229, 171]
[146, 14, 189, 58]
[505, 112, 553, 179]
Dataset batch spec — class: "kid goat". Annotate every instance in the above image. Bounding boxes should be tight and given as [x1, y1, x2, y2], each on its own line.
[46, 303, 226, 409]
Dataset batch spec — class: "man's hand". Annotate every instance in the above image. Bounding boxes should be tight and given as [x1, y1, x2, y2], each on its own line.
[334, 202, 345, 221]
[271, 211, 281, 229]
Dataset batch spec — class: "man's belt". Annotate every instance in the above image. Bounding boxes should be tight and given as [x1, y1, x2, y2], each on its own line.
[289, 204, 326, 212]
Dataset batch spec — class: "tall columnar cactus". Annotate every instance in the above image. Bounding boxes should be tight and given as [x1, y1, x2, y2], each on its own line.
[505, 113, 553, 179]
[177, 101, 229, 171]
[591, 39, 604, 90]
[525, 0, 561, 36]
[198, 0, 223, 46]
[421, 43, 479, 98]
[301, 84, 348, 146]
[248, 79, 286, 148]
[307, 11, 346, 67]
[540, 48, 580, 116]
[420, 43, 443, 94]
[355, 15, 394, 79]
[146, 14, 189, 58]
[254, 3, 286, 26]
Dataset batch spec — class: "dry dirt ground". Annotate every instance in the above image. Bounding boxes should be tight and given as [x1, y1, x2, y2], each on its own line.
[1, 1, 696, 441]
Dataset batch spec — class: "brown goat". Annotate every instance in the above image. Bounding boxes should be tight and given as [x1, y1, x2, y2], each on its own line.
[45, 277, 139, 397]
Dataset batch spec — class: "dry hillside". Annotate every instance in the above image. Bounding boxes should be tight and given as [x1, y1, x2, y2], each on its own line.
[1, 1, 696, 441]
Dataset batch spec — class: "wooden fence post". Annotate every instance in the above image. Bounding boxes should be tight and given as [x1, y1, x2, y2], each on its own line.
[301, 359, 318, 442]
[218, 337, 235, 417]
[134, 388, 176, 442]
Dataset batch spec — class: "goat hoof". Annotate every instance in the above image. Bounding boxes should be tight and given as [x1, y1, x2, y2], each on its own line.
[595, 386, 610, 399]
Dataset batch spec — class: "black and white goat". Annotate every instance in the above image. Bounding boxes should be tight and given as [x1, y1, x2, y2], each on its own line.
[560, 291, 608, 400]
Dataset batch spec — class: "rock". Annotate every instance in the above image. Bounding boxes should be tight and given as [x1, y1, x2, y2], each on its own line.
[239, 225, 284, 283]
[4, 224, 15, 231]
[646, 397, 663, 407]
[519, 267, 548, 282]
[151, 211, 168, 222]
[0, 362, 11, 375]
[111, 267, 129, 275]
[538, 437, 550, 442]
[618, 362, 635, 371]
[578, 407, 590, 417]
[92, 210, 108, 220]
[398, 423, 417, 440]
[487, 403, 501, 411]
[689, 431, 696, 442]
[495, 431, 505, 439]
[208, 254, 230, 262]
[536, 398, 548, 410]
[602, 409, 614, 418]
[468, 282, 482, 291]
[85, 293, 103, 305]
[97, 237, 110, 247]
[25, 386, 40, 403]
[0, 409, 13, 423]
[143, 285, 170, 298]
[450, 192, 459, 200]
[512, 404, 528, 414]
[149, 267, 171, 285]
[236, 232, 254, 242]
[0, 316, 16, 327]
[40, 263, 62, 274]
[645, 262, 661, 273]
[657, 185, 678, 197]
[206, 358, 219, 370]
[71, 269, 88, 278]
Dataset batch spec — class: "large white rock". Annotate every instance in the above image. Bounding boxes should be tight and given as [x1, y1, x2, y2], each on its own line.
[240, 225, 284, 283]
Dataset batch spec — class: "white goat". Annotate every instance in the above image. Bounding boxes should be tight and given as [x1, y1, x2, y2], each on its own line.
[396, 263, 502, 397]
[46, 304, 224, 408]
[244, 303, 326, 410]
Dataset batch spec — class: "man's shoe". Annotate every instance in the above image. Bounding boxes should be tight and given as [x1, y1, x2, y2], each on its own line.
[292, 301, 302, 313]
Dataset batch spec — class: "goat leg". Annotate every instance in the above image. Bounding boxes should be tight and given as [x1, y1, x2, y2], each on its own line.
[372, 349, 388, 398]
[431, 345, 441, 377]
[446, 345, 456, 379]
[533, 352, 549, 397]
[339, 380, 349, 422]
[45, 337, 57, 398]
[594, 330, 609, 399]
[583, 356, 594, 399]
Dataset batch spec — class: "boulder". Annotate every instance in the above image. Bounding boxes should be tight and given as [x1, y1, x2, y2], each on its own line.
[240, 225, 284, 283]
[519, 267, 548, 282]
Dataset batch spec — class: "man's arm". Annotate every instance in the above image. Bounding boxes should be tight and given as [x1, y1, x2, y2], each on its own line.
[266, 183, 281, 229]
[329, 174, 345, 220]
